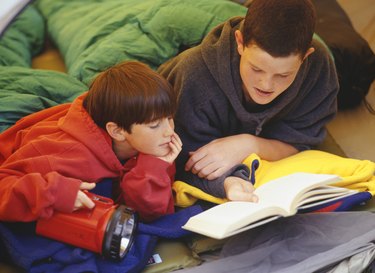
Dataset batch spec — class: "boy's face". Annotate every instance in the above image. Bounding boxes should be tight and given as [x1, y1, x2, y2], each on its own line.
[237, 43, 303, 105]
[234, 30, 314, 105]
[124, 117, 175, 157]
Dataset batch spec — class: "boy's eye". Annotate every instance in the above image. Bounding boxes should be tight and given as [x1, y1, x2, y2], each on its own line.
[252, 67, 261, 72]
[149, 122, 160, 129]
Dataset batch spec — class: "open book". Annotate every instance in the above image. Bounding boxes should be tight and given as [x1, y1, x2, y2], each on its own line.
[182, 172, 358, 239]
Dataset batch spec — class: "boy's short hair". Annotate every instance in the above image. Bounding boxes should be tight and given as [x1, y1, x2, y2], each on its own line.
[242, 0, 316, 58]
[83, 61, 177, 132]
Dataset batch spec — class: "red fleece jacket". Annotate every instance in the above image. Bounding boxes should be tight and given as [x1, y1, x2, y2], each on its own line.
[0, 93, 175, 222]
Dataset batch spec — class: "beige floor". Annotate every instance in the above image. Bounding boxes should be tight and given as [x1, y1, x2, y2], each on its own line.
[327, 0, 375, 162]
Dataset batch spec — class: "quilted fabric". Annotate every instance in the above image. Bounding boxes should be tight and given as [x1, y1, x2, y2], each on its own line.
[35, 0, 246, 84]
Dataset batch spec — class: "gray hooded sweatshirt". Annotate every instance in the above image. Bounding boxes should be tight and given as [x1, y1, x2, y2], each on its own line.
[158, 17, 339, 197]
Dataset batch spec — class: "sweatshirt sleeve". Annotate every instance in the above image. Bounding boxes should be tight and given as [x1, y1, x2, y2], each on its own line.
[121, 154, 175, 222]
[0, 168, 81, 222]
[159, 51, 238, 198]
[176, 163, 251, 198]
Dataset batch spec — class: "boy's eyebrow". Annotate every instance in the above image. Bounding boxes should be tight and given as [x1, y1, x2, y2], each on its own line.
[249, 62, 293, 75]
[277, 71, 293, 76]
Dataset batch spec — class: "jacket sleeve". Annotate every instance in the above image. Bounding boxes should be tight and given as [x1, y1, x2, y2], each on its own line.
[121, 153, 175, 222]
[0, 165, 81, 222]
[159, 53, 238, 197]
[176, 163, 251, 198]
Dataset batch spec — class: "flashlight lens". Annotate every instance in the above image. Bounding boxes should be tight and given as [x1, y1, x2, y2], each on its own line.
[120, 237, 130, 256]
[119, 216, 134, 256]
[103, 205, 137, 260]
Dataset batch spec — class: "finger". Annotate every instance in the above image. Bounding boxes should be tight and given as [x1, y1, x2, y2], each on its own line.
[80, 182, 96, 190]
[185, 150, 205, 171]
[231, 191, 256, 202]
[205, 166, 228, 180]
[190, 154, 215, 175]
[197, 162, 221, 179]
[80, 192, 95, 209]
[168, 142, 179, 159]
[242, 181, 255, 193]
[240, 182, 258, 202]
[173, 133, 183, 146]
[171, 137, 182, 151]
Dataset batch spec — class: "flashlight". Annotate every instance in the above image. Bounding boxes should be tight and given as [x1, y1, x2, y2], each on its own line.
[36, 192, 137, 260]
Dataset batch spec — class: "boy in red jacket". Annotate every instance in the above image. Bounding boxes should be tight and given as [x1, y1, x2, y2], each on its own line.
[0, 61, 182, 222]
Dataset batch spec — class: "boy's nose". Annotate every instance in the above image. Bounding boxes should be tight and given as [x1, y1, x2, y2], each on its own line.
[164, 119, 174, 136]
[259, 75, 273, 91]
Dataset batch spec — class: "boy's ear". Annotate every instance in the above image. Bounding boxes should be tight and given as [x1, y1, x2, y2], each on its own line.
[106, 122, 126, 141]
[303, 47, 315, 61]
[235, 30, 245, 55]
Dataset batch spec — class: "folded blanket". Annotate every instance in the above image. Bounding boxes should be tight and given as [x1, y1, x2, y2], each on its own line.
[173, 150, 375, 207]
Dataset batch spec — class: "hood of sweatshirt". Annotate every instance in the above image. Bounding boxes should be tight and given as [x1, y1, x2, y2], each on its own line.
[58, 93, 124, 173]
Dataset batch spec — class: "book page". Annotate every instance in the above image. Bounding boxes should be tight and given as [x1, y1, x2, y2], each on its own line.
[182, 173, 343, 239]
[182, 201, 288, 239]
[254, 173, 341, 214]
[296, 186, 357, 206]
[296, 185, 348, 201]
[224, 215, 281, 238]
[298, 190, 358, 209]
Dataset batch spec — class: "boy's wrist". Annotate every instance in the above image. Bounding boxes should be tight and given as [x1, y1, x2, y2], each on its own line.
[136, 153, 173, 169]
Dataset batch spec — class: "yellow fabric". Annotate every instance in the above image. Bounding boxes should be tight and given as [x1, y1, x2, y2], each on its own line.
[173, 180, 227, 207]
[246, 150, 375, 193]
[173, 150, 375, 207]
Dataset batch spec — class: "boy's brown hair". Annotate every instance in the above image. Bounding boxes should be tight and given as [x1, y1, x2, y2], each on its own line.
[243, 0, 316, 58]
[83, 61, 177, 132]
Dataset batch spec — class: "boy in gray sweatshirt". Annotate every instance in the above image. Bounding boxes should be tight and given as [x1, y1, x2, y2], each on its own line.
[158, 0, 339, 201]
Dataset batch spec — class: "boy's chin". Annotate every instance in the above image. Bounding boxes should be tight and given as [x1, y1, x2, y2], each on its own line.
[145, 149, 170, 158]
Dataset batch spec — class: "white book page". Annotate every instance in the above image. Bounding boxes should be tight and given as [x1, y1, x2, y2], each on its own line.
[298, 190, 358, 209]
[224, 215, 281, 238]
[296, 185, 348, 200]
[254, 173, 341, 214]
[182, 201, 287, 239]
[296, 186, 357, 206]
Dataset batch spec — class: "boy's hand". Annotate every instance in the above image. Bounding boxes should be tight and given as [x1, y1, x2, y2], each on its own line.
[158, 133, 182, 164]
[185, 135, 250, 180]
[224, 176, 258, 202]
[73, 182, 96, 211]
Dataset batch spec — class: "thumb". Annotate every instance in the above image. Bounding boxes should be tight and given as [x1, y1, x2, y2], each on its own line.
[80, 182, 96, 191]
[233, 191, 258, 202]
